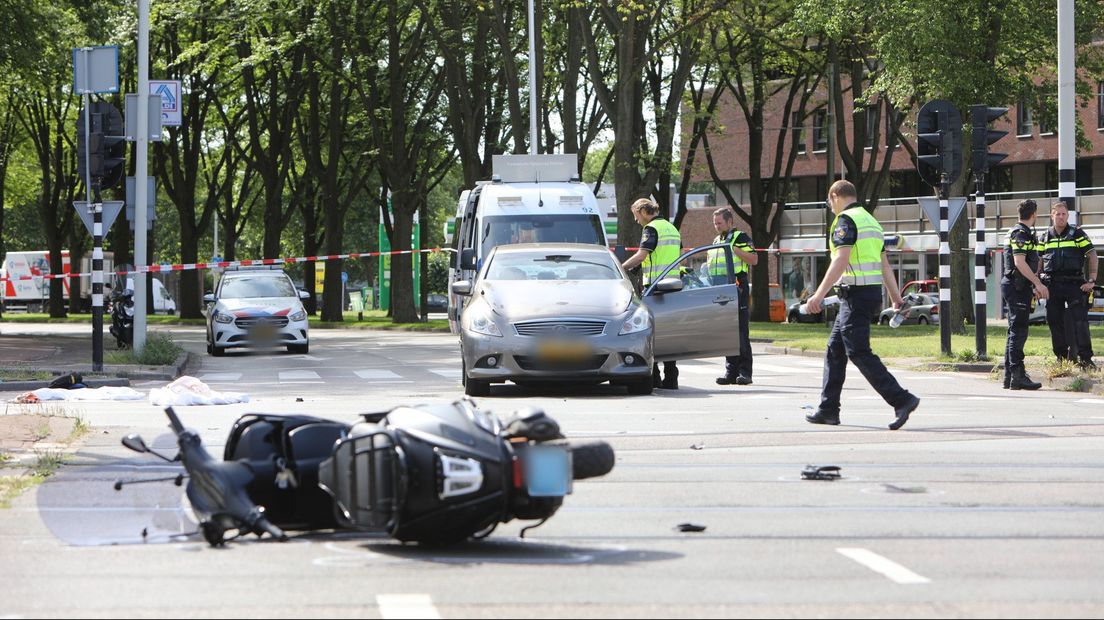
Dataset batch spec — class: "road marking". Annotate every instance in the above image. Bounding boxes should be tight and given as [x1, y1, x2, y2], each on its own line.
[963, 396, 1014, 401]
[1076, 399, 1104, 405]
[836, 548, 930, 584]
[751, 362, 818, 374]
[279, 370, 321, 381]
[198, 373, 242, 382]
[354, 369, 403, 380]
[429, 368, 462, 379]
[376, 594, 441, 619]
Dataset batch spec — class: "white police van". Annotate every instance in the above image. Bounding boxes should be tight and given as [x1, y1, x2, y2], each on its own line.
[445, 154, 610, 333]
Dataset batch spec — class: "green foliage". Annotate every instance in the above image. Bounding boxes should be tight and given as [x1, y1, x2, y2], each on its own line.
[106, 332, 183, 366]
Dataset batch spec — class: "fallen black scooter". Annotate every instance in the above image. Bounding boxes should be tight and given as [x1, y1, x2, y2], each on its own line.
[117, 401, 614, 547]
[108, 287, 134, 348]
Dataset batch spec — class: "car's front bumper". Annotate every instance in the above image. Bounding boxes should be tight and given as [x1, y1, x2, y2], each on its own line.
[211, 317, 309, 349]
[461, 328, 653, 384]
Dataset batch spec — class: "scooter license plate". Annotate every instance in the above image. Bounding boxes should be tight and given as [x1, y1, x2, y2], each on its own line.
[523, 445, 572, 497]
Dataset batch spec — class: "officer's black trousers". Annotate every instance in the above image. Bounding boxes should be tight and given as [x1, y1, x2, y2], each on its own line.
[1002, 278, 1033, 376]
[724, 276, 753, 379]
[1044, 277, 1094, 363]
[818, 286, 912, 415]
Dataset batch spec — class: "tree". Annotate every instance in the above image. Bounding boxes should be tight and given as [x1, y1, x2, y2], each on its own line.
[699, 3, 821, 320]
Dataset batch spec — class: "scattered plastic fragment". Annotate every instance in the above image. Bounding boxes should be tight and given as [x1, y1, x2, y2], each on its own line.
[676, 523, 707, 533]
[801, 465, 842, 480]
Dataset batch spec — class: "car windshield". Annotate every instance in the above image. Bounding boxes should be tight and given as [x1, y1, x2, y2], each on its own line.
[479, 214, 604, 257]
[485, 252, 619, 282]
[220, 275, 296, 299]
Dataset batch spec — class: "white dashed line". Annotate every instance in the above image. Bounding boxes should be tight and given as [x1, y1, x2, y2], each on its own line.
[376, 594, 441, 619]
[837, 548, 930, 584]
[428, 368, 462, 379]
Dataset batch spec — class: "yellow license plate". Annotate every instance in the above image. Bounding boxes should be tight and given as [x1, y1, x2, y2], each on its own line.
[537, 340, 592, 362]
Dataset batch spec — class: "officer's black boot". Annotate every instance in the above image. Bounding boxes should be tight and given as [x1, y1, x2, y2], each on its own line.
[661, 363, 679, 390]
[1002, 370, 1011, 390]
[1009, 368, 1042, 391]
[652, 364, 662, 388]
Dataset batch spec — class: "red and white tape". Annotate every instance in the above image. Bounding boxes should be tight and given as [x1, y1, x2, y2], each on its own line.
[0, 247, 455, 282]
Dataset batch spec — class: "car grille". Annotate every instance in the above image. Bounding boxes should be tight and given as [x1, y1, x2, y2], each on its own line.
[514, 355, 609, 372]
[235, 316, 289, 329]
[513, 319, 607, 337]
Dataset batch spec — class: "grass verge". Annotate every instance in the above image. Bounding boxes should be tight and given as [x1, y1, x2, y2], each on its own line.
[105, 332, 183, 365]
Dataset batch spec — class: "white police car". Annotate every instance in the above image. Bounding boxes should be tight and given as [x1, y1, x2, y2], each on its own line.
[204, 268, 311, 356]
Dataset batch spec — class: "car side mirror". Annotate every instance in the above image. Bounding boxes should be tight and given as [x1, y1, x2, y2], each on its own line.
[651, 277, 684, 294]
[450, 280, 473, 296]
[298, 290, 311, 300]
[460, 249, 477, 270]
[203, 293, 215, 303]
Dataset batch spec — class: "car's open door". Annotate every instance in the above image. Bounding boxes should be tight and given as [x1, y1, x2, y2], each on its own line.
[642, 244, 742, 362]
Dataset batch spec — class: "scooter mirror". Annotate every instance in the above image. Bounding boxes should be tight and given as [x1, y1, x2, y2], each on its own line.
[121, 434, 150, 454]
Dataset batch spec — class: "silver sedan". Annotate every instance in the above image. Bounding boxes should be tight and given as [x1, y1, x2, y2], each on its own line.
[452, 243, 744, 396]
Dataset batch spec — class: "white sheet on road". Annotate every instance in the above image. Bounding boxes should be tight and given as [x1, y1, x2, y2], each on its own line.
[27, 386, 145, 402]
[149, 376, 250, 406]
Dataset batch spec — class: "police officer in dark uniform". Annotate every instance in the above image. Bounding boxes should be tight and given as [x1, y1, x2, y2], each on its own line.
[708, 207, 758, 385]
[1039, 201, 1098, 370]
[803, 181, 920, 430]
[1001, 199, 1049, 390]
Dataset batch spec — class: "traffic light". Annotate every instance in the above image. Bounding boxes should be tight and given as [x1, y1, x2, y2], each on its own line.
[915, 99, 962, 189]
[970, 105, 1008, 175]
[76, 101, 126, 190]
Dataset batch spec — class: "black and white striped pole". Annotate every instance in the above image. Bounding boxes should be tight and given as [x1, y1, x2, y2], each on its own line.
[938, 177, 952, 357]
[970, 104, 1009, 360]
[92, 190, 104, 371]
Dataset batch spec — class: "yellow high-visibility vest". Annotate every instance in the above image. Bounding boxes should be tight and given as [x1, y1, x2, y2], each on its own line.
[642, 218, 681, 285]
[830, 206, 883, 286]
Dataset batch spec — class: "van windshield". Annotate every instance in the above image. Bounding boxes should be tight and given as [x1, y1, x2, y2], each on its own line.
[480, 214, 604, 257]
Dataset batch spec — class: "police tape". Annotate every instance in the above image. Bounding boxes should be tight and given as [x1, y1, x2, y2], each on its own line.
[0, 247, 456, 282]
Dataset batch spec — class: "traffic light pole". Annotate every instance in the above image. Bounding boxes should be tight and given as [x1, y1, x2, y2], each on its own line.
[133, 0, 150, 355]
[1058, 0, 1076, 224]
[938, 174, 952, 357]
[974, 173, 987, 359]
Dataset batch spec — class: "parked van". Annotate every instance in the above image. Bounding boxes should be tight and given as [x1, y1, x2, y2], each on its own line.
[1, 250, 114, 313]
[446, 154, 609, 332]
[122, 278, 177, 314]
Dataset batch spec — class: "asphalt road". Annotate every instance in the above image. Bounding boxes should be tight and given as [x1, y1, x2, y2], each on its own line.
[1, 326, 1103, 617]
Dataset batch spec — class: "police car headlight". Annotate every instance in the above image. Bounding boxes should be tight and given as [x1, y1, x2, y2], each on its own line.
[289, 309, 307, 322]
[467, 309, 502, 337]
[214, 311, 233, 324]
[619, 306, 651, 335]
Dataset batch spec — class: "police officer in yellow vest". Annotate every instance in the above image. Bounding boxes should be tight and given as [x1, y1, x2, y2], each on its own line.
[708, 207, 758, 385]
[1039, 201, 1098, 370]
[803, 181, 920, 430]
[622, 198, 682, 389]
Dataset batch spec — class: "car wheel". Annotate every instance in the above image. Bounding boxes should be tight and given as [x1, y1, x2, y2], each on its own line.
[918, 316, 928, 325]
[627, 377, 653, 396]
[211, 344, 225, 357]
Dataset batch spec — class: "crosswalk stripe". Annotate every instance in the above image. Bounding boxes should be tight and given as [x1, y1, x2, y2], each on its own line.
[376, 594, 441, 619]
[198, 373, 242, 382]
[354, 369, 403, 380]
[279, 370, 321, 381]
[837, 548, 930, 584]
[429, 368, 462, 379]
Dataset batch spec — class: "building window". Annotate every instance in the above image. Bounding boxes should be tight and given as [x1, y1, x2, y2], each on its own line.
[1016, 97, 1033, 137]
[885, 108, 901, 148]
[813, 110, 828, 152]
[865, 108, 877, 149]
[1098, 81, 1104, 130]
[791, 112, 806, 154]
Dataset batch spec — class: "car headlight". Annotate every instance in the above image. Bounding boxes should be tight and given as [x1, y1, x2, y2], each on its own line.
[467, 308, 502, 337]
[619, 306, 651, 335]
[289, 309, 307, 322]
[214, 310, 233, 324]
